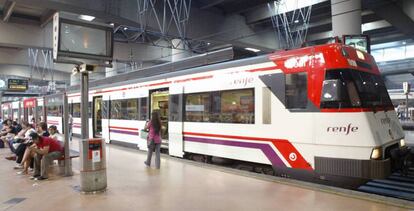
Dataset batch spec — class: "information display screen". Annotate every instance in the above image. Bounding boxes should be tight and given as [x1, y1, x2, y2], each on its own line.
[343, 35, 371, 53]
[58, 19, 113, 59]
[8, 79, 28, 91]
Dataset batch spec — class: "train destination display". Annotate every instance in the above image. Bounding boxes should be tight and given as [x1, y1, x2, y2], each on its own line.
[7, 79, 28, 91]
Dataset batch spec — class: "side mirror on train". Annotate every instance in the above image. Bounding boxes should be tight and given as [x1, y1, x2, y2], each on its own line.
[321, 79, 342, 102]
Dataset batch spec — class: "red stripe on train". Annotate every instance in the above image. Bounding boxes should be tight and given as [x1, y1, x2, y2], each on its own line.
[109, 126, 139, 131]
[67, 65, 277, 96]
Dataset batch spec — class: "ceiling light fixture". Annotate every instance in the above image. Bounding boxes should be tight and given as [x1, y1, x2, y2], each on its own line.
[245, 47, 261, 53]
[294, 19, 299, 23]
[123, 27, 128, 30]
[78, 15, 95, 22]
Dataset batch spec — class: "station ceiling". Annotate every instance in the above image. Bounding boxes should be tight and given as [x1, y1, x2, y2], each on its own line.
[0, 0, 413, 90]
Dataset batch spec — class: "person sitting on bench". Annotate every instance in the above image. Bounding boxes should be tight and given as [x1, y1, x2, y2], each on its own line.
[28, 132, 63, 180]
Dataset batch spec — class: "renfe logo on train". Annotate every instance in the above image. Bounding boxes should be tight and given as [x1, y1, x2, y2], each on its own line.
[327, 124, 358, 135]
[231, 77, 254, 87]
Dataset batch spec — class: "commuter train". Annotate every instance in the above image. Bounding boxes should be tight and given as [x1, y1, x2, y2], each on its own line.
[2, 43, 406, 186]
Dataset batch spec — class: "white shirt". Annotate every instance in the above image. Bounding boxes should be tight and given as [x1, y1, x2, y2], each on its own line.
[24, 128, 36, 139]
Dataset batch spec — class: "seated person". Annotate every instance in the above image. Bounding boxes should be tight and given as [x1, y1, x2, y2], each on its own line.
[28, 132, 64, 180]
[4, 121, 32, 161]
[0, 120, 11, 136]
[15, 122, 49, 174]
[1, 120, 16, 151]
[37, 122, 50, 137]
[13, 121, 36, 169]
[48, 125, 63, 142]
[12, 121, 22, 134]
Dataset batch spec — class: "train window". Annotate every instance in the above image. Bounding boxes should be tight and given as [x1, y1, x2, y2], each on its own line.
[37, 106, 43, 119]
[47, 105, 62, 116]
[69, 104, 73, 115]
[210, 91, 221, 122]
[110, 100, 122, 119]
[126, 99, 138, 119]
[169, 94, 182, 122]
[185, 92, 211, 122]
[88, 102, 92, 118]
[138, 98, 148, 120]
[285, 73, 308, 109]
[262, 87, 271, 124]
[184, 89, 255, 124]
[320, 69, 393, 109]
[102, 101, 109, 119]
[220, 89, 254, 124]
[72, 103, 81, 118]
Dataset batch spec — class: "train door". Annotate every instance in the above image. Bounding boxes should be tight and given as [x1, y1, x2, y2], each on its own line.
[149, 88, 169, 147]
[168, 85, 184, 157]
[93, 96, 103, 137]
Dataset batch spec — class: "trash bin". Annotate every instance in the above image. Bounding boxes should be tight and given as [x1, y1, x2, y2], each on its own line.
[80, 138, 107, 193]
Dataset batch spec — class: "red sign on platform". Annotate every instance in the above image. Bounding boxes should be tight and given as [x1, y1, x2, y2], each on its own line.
[23, 98, 36, 108]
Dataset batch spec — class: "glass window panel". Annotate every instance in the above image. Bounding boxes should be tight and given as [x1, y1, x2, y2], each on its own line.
[383, 47, 405, 61]
[371, 49, 385, 62]
[47, 105, 61, 116]
[139, 98, 148, 120]
[185, 92, 211, 122]
[102, 101, 109, 119]
[220, 89, 254, 124]
[285, 72, 308, 109]
[72, 103, 81, 118]
[405, 45, 414, 58]
[110, 100, 122, 119]
[169, 94, 182, 122]
[126, 99, 138, 119]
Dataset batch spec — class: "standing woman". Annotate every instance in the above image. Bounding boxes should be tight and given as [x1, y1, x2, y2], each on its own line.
[144, 111, 162, 169]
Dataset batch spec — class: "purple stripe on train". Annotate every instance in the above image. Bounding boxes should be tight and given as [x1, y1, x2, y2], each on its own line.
[110, 129, 138, 136]
[184, 136, 286, 168]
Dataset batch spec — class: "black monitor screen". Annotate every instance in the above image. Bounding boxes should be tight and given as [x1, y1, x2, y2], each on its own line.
[343, 35, 371, 53]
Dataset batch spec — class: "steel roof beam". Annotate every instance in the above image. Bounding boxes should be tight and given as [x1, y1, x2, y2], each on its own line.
[2, 0, 16, 22]
[40, 9, 56, 28]
[245, 0, 329, 24]
[363, 0, 414, 36]
[198, 0, 225, 9]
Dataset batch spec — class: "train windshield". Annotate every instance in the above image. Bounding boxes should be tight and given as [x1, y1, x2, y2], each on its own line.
[320, 69, 393, 109]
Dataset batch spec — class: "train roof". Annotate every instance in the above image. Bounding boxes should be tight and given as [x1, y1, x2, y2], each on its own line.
[67, 48, 270, 93]
[66, 43, 356, 93]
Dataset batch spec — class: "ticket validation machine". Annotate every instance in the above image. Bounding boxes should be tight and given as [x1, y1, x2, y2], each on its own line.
[80, 138, 107, 193]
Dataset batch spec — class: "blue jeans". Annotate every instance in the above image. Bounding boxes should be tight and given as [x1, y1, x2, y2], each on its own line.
[8, 139, 16, 153]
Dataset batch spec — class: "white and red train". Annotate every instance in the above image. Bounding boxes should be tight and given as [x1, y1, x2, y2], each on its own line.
[2, 43, 406, 186]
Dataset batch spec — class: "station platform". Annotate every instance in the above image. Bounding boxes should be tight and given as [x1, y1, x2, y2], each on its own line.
[0, 138, 412, 211]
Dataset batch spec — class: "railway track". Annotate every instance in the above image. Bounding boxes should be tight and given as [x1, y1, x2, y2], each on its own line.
[358, 168, 414, 201]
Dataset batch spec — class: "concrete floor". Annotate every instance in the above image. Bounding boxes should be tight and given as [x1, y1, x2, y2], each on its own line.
[0, 139, 410, 211]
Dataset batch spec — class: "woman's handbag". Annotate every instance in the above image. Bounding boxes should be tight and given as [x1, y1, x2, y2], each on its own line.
[140, 129, 148, 140]
[147, 138, 156, 151]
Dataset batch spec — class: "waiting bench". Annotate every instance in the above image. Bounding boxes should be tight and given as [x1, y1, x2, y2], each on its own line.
[57, 149, 80, 175]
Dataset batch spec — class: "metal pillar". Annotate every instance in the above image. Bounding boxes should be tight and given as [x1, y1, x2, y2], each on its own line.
[18, 101, 22, 123]
[406, 93, 409, 120]
[43, 96, 47, 123]
[331, 0, 362, 37]
[80, 72, 89, 139]
[63, 93, 72, 176]
[33, 100, 38, 125]
[79, 70, 107, 193]
[0, 92, 3, 120]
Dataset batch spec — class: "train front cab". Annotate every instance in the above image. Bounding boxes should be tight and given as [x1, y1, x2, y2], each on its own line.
[288, 44, 406, 182]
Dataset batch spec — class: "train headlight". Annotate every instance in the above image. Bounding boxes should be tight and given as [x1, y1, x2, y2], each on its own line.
[370, 147, 382, 160]
[400, 139, 406, 147]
